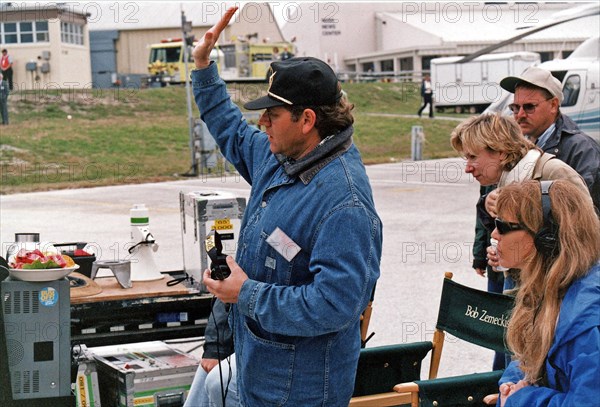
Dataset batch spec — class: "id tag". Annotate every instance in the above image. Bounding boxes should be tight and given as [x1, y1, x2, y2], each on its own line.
[266, 227, 301, 262]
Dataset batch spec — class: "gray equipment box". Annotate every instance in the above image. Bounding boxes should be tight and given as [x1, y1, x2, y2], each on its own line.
[1, 277, 71, 399]
[180, 191, 246, 291]
[91, 341, 199, 407]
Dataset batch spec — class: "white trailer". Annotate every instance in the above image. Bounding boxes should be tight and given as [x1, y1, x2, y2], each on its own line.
[431, 52, 541, 113]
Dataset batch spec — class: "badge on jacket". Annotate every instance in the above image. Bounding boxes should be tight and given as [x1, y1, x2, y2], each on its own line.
[266, 227, 301, 262]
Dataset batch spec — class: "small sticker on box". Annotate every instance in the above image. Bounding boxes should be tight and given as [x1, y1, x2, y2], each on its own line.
[110, 325, 125, 332]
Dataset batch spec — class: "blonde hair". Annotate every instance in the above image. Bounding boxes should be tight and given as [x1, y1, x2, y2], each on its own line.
[450, 113, 536, 171]
[497, 180, 600, 383]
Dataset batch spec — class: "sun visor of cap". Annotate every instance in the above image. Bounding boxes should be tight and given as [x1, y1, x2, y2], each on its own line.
[243, 95, 286, 110]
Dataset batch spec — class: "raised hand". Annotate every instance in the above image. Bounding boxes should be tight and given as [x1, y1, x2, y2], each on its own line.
[192, 6, 239, 69]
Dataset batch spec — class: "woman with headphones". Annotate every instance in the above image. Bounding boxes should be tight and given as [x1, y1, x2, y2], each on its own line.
[492, 179, 600, 406]
[451, 113, 593, 293]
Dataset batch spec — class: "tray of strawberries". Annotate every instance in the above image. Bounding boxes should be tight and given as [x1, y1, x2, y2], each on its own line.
[8, 248, 79, 282]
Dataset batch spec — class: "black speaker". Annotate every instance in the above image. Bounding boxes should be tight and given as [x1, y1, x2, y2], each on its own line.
[534, 181, 560, 260]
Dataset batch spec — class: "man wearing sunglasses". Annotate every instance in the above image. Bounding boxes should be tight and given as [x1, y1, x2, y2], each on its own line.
[499, 66, 599, 212]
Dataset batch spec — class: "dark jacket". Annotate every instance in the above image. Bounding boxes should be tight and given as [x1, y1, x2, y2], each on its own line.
[202, 299, 234, 360]
[473, 186, 504, 286]
[544, 114, 600, 213]
[0, 79, 8, 100]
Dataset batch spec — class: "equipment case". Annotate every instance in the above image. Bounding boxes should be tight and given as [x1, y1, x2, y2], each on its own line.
[179, 191, 246, 291]
[91, 341, 199, 407]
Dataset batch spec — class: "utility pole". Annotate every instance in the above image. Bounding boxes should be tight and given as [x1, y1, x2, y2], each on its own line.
[181, 10, 198, 176]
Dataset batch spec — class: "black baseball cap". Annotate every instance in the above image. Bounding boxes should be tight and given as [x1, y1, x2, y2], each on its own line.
[244, 57, 342, 110]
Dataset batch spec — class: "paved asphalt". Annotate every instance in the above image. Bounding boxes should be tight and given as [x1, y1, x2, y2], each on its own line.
[0, 157, 496, 378]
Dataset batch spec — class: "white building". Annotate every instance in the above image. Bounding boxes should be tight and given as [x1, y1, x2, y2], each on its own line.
[3, 2, 596, 90]
[0, 3, 92, 90]
[280, 2, 599, 79]
[0, 2, 287, 89]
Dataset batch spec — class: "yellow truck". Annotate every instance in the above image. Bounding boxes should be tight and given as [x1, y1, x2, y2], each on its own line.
[147, 38, 294, 84]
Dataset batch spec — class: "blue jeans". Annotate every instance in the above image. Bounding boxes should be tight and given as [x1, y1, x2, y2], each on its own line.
[185, 356, 238, 407]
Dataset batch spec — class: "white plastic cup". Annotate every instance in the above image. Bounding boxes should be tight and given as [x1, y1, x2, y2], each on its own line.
[490, 238, 508, 271]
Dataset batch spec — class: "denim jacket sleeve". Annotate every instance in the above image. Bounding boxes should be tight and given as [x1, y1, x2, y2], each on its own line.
[191, 63, 270, 185]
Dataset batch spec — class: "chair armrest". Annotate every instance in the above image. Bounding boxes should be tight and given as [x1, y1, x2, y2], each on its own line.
[393, 382, 420, 407]
[393, 382, 419, 393]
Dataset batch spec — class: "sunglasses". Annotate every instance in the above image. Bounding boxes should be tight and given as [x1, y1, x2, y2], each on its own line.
[494, 218, 525, 235]
[507, 97, 553, 114]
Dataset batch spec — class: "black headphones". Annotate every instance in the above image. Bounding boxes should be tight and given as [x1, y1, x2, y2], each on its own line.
[534, 180, 560, 260]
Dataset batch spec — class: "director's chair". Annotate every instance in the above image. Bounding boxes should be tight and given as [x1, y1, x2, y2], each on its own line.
[350, 272, 514, 407]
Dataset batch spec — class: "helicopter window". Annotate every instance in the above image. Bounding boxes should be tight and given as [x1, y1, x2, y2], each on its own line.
[552, 70, 567, 83]
[562, 75, 581, 107]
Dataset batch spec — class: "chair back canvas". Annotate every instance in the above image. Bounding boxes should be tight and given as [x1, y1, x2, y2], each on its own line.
[436, 278, 514, 354]
[417, 371, 503, 407]
[353, 342, 433, 397]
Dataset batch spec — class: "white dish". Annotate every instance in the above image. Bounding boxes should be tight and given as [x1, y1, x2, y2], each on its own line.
[8, 265, 80, 282]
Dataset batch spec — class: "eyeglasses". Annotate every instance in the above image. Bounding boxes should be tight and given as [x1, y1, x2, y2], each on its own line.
[494, 218, 525, 235]
[507, 98, 553, 115]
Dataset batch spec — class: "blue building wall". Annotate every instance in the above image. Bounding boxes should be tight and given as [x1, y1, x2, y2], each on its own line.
[90, 30, 143, 89]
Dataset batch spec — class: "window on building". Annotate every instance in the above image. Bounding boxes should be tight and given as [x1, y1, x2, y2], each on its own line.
[36, 21, 49, 42]
[380, 59, 394, 72]
[399, 57, 414, 72]
[19, 22, 34, 43]
[537, 51, 553, 62]
[362, 62, 375, 72]
[421, 56, 441, 72]
[562, 75, 581, 107]
[0, 21, 49, 44]
[61, 22, 84, 45]
[2, 22, 18, 44]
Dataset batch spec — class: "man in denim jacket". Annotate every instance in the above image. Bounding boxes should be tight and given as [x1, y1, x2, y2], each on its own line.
[191, 8, 382, 406]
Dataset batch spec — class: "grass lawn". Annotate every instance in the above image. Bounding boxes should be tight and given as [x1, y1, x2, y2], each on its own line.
[0, 82, 466, 194]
